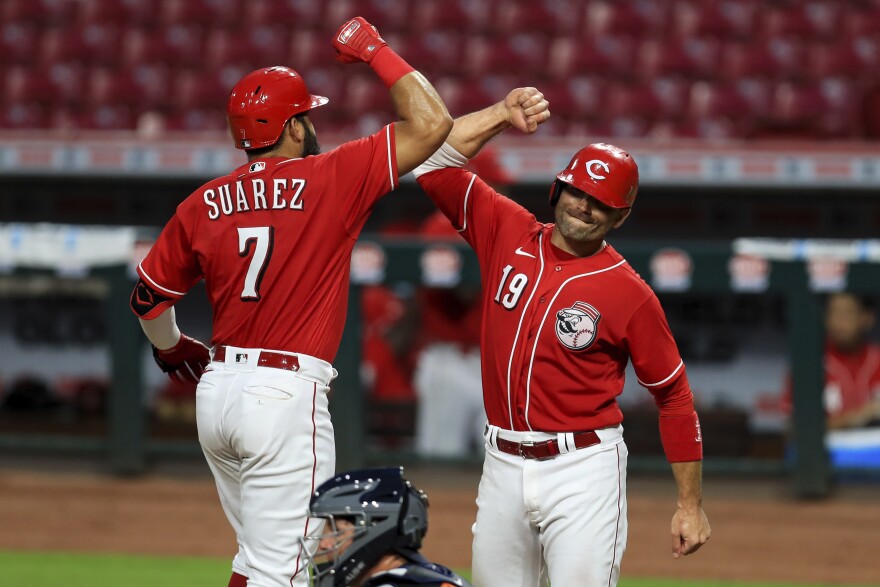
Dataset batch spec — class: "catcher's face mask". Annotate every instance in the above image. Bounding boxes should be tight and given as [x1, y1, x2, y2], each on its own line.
[300, 515, 367, 587]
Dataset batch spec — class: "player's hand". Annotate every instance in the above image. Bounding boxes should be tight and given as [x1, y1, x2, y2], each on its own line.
[503, 87, 551, 134]
[152, 333, 210, 385]
[670, 505, 711, 558]
[332, 16, 387, 64]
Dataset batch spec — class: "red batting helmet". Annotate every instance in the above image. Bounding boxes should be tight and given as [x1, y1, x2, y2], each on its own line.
[548, 143, 639, 208]
[226, 66, 329, 150]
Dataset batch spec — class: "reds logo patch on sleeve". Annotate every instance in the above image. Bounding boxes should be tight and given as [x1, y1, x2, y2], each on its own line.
[555, 301, 601, 350]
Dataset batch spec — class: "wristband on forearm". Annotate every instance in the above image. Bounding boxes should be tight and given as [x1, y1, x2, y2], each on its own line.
[412, 142, 469, 178]
[659, 411, 703, 462]
[370, 46, 415, 89]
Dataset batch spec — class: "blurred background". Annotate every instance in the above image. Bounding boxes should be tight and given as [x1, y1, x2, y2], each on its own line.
[1, 0, 880, 497]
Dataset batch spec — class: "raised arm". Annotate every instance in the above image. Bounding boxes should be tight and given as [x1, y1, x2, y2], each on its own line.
[445, 87, 550, 158]
[332, 17, 452, 176]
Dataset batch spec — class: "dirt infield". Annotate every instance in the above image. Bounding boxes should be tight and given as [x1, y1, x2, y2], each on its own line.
[0, 459, 878, 585]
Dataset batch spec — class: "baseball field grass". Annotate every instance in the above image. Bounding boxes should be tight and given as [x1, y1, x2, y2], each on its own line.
[1, 551, 876, 587]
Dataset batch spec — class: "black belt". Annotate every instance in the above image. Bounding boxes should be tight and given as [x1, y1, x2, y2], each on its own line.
[494, 430, 601, 460]
[213, 346, 301, 372]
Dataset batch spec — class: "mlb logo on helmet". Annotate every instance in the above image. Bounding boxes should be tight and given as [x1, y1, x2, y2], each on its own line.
[337, 20, 360, 44]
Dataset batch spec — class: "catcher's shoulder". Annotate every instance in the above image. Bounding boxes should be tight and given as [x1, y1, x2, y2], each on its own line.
[363, 560, 473, 587]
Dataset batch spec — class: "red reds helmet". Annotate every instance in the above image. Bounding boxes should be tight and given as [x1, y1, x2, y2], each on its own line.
[226, 66, 329, 150]
[549, 143, 639, 208]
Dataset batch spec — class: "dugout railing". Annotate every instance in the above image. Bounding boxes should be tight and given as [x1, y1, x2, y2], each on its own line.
[3, 225, 879, 497]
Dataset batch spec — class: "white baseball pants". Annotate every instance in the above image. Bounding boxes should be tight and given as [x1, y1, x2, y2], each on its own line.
[473, 425, 628, 587]
[414, 343, 485, 457]
[196, 346, 336, 587]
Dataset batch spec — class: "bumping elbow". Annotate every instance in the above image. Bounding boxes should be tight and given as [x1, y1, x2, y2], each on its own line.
[422, 110, 453, 147]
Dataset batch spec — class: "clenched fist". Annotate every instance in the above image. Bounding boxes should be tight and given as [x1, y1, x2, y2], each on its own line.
[332, 16, 387, 64]
[152, 333, 210, 385]
[503, 87, 551, 134]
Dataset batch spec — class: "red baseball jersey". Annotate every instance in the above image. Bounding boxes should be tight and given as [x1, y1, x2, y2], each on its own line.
[417, 168, 693, 432]
[782, 342, 880, 417]
[138, 125, 397, 362]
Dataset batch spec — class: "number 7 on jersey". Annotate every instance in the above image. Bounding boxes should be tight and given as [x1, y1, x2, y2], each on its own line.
[238, 226, 274, 301]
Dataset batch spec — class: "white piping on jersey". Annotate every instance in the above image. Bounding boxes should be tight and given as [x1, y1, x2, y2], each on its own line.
[637, 359, 684, 387]
[138, 263, 186, 297]
[523, 259, 627, 430]
[278, 157, 303, 165]
[457, 174, 477, 233]
[385, 125, 395, 189]
[505, 231, 545, 430]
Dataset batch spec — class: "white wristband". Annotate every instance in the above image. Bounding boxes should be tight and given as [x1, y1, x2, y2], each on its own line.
[412, 142, 469, 178]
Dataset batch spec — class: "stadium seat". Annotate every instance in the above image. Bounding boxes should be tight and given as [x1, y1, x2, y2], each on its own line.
[83, 23, 125, 68]
[495, 0, 580, 36]
[242, 0, 323, 29]
[675, 1, 734, 39]
[589, 0, 669, 38]
[431, 76, 495, 118]
[568, 35, 639, 80]
[539, 81, 581, 120]
[472, 34, 548, 77]
[721, 38, 808, 81]
[734, 77, 774, 120]
[340, 73, 394, 119]
[605, 81, 662, 123]
[649, 76, 692, 121]
[0, 103, 49, 129]
[37, 27, 93, 67]
[412, 0, 486, 33]
[159, 0, 241, 29]
[49, 61, 90, 106]
[204, 28, 290, 71]
[688, 80, 749, 122]
[174, 70, 230, 112]
[162, 108, 226, 132]
[763, 4, 816, 39]
[843, 6, 880, 37]
[399, 30, 464, 77]
[127, 63, 174, 112]
[323, 0, 413, 34]
[0, 23, 40, 67]
[639, 38, 721, 79]
[758, 81, 827, 138]
[815, 78, 860, 138]
[1, 0, 74, 26]
[809, 40, 870, 80]
[4, 67, 58, 107]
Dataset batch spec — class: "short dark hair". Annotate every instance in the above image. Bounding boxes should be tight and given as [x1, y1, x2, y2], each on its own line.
[827, 292, 876, 312]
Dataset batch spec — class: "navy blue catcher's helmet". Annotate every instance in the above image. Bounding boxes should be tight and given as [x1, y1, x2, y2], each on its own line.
[300, 467, 429, 587]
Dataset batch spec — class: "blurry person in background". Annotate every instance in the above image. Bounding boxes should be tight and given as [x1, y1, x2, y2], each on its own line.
[360, 282, 418, 448]
[414, 148, 512, 458]
[783, 292, 880, 429]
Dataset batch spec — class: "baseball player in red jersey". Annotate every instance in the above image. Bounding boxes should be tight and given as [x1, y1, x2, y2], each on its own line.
[129, 17, 452, 587]
[413, 87, 710, 587]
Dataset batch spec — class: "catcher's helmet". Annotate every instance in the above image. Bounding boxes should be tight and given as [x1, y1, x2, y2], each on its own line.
[549, 143, 639, 208]
[300, 467, 429, 587]
[226, 66, 329, 150]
